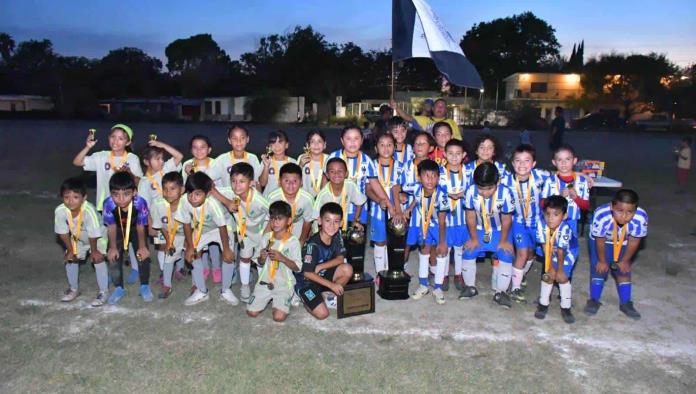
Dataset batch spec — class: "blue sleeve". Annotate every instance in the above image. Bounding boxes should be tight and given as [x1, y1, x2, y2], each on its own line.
[134, 196, 149, 226]
[102, 198, 116, 226]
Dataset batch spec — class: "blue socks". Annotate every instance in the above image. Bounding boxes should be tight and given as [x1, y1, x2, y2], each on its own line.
[590, 278, 605, 301]
[419, 277, 428, 286]
[618, 282, 632, 304]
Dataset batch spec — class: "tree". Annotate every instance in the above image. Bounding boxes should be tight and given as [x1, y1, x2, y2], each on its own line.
[0, 33, 15, 63]
[460, 12, 561, 92]
[7, 39, 60, 96]
[94, 47, 164, 98]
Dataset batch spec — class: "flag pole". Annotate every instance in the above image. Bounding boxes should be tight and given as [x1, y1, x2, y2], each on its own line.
[391, 61, 395, 100]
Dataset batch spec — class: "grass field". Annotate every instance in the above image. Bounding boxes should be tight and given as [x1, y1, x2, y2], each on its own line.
[1, 120, 695, 393]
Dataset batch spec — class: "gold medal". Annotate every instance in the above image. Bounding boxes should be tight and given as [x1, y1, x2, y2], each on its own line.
[483, 232, 491, 243]
[67, 204, 84, 257]
[611, 219, 627, 271]
[117, 201, 133, 251]
[543, 225, 559, 281]
[420, 190, 437, 241]
[479, 189, 497, 242]
[341, 150, 362, 182]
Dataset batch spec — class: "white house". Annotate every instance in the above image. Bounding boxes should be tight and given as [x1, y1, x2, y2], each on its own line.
[201, 96, 305, 122]
[503, 73, 584, 120]
[0, 95, 54, 112]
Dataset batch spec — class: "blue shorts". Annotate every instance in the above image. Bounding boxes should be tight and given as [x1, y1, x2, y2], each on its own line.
[446, 224, 468, 247]
[512, 222, 536, 250]
[406, 225, 440, 247]
[369, 216, 387, 243]
[589, 237, 631, 278]
[463, 230, 514, 264]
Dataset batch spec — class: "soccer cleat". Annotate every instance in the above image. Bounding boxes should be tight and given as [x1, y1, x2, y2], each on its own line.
[158, 286, 173, 299]
[61, 288, 80, 302]
[108, 287, 126, 305]
[584, 299, 602, 316]
[219, 289, 240, 306]
[441, 276, 450, 292]
[561, 308, 576, 324]
[458, 286, 479, 299]
[91, 291, 108, 307]
[212, 268, 222, 284]
[240, 285, 251, 303]
[534, 304, 548, 319]
[454, 275, 465, 292]
[510, 288, 527, 303]
[619, 301, 641, 320]
[184, 288, 209, 306]
[433, 288, 446, 305]
[140, 284, 154, 302]
[493, 292, 512, 309]
[126, 268, 139, 285]
[411, 285, 430, 300]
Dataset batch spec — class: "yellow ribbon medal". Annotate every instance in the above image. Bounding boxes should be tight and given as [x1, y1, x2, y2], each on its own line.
[109, 151, 128, 171]
[611, 219, 627, 269]
[238, 190, 254, 239]
[542, 226, 559, 282]
[446, 165, 463, 210]
[420, 190, 437, 240]
[146, 171, 164, 197]
[478, 188, 497, 243]
[330, 183, 348, 230]
[308, 154, 326, 193]
[342, 150, 362, 182]
[165, 202, 179, 252]
[116, 201, 133, 251]
[67, 204, 85, 256]
[514, 176, 533, 221]
[192, 204, 206, 251]
[378, 159, 394, 195]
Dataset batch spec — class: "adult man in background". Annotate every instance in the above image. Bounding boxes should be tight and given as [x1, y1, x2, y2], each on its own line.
[391, 98, 462, 140]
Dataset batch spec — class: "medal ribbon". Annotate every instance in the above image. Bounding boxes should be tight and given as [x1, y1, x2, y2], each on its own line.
[193, 158, 210, 173]
[612, 219, 627, 263]
[109, 151, 128, 171]
[342, 150, 362, 182]
[446, 165, 463, 210]
[544, 226, 559, 273]
[229, 151, 248, 164]
[555, 172, 576, 194]
[67, 204, 85, 255]
[268, 232, 290, 284]
[514, 177, 533, 220]
[478, 188, 498, 235]
[272, 158, 281, 184]
[165, 202, 179, 251]
[308, 154, 326, 193]
[192, 204, 206, 250]
[280, 191, 297, 229]
[145, 171, 163, 197]
[116, 201, 133, 251]
[238, 190, 254, 238]
[420, 190, 437, 240]
[330, 183, 348, 230]
[378, 159, 394, 195]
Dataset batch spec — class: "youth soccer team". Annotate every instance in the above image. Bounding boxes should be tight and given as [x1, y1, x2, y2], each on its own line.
[56, 118, 648, 323]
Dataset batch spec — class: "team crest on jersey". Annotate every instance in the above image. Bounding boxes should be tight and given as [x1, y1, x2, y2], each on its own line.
[105, 163, 129, 171]
[227, 166, 233, 174]
[304, 167, 310, 175]
[562, 233, 570, 241]
[304, 289, 316, 301]
[269, 168, 275, 175]
[162, 216, 169, 224]
[304, 254, 312, 264]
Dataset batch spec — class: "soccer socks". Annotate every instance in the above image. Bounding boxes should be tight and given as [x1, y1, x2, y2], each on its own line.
[191, 259, 207, 293]
[418, 253, 429, 286]
[559, 282, 572, 309]
[590, 278, 606, 301]
[461, 258, 477, 287]
[208, 244, 221, 270]
[94, 262, 108, 293]
[239, 261, 251, 286]
[434, 255, 447, 289]
[162, 260, 174, 287]
[128, 245, 139, 272]
[617, 282, 632, 304]
[222, 262, 236, 290]
[511, 267, 524, 291]
[453, 246, 463, 275]
[65, 262, 79, 290]
[157, 250, 166, 272]
[491, 264, 499, 290]
[523, 259, 534, 275]
[374, 244, 387, 274]
[138, 258, 151, 285]
[539, 281, 553, 306]
[496, 263, 512, 292]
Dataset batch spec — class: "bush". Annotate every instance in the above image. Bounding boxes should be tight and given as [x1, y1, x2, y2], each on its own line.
[245, 90, 287, 123]
[508, 103, 547, 130]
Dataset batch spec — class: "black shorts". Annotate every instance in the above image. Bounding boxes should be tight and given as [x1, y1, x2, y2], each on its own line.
[298, 268, 336, 310]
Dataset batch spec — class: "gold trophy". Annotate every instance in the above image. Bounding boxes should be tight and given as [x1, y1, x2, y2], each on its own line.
[88, 128, 96, 141]
[149, 133, 157, 141]
[266, 145, 274, 158]
[303, 143, 311, 158]
[387, 218, 407, 237]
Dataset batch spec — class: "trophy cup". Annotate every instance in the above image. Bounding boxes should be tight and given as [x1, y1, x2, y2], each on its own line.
[88, 128, 96, 141]
[303, 143, 311, 157]
[337, 223, 375, 319]
[149, 133, 157, 141]
[377, 214, 411, 300]
[266, 145, 274, 158]
[259, 238, 276, 290]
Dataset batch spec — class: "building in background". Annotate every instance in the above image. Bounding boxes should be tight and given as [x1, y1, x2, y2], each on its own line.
[99, 97, 202, 121]
[0, 95, 54, 112]
[503, 72, 584, 121]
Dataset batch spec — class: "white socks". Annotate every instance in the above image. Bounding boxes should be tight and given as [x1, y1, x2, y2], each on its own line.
[453, 246, 463, 275]
[418, 253, 429, 279]
[496, 263, 512, 292]
[539, 281, 553, 306]
[239, 261, 251, 286]
[94, 262, 108, 293]
[523, 259, 534, 275]
[65, 263, 79, 290]
[434, 255, 447, 286]
[511, 267, 524, 291]
[222, 262, 236, 289]
[157, 250, 166, 272]
[559, 282, 572, 309]
[462, 259, 477, 287]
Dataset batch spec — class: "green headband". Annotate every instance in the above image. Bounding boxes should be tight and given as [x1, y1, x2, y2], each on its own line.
[111, 123, 133, 140]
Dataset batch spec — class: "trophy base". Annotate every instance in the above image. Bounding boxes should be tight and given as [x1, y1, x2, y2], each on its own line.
[337, 280, 375, 319]
[349, 272, 373, 284]
[377, 270, 411, 300]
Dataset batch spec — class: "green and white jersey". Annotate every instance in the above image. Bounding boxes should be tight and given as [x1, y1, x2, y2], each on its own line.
[54, 201, 103, 241]
[137, 158, 182, 209]
[150, 197, 185, 238]
[215, 151, 262, 187]
[267, 188, 314, 239]
[173, 194, 227, 251]
[219, 187, 269, 239]
[83, 150, 143, 211]
[311, 180, 367, 221]
[258, 232, 302, 287]
[181, 157, 224, 186]
[262, 156, 297, 198]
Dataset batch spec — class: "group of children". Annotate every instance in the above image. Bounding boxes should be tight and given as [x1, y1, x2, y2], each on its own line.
[55, 119, 648, 323]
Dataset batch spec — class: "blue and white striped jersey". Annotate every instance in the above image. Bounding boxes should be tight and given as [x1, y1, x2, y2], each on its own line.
[543, 173, 590, 220]
[464, 160, 510, 184]
[534, 218, 575, 265]
[439, 165, 470, 226]
[500, 168, 550, 227]
[327, 149, 377, 222]
[590, 203, 648, 243]
[370, 159, 408, 222]
[393, 144, 415, 166]
[463, 184, 515, 231]
[407, 184, 450, 231]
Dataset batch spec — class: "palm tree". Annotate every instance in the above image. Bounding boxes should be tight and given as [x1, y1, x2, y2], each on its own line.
[0, 33, 16, 63]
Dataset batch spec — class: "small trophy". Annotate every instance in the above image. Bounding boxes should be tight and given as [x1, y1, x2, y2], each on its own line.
[88, 128, 96, 141]
[303, 143, 311, 157]
[149, 133, 157, 141]
[483, 232, 492, 243]
[266, 145, 274, 158]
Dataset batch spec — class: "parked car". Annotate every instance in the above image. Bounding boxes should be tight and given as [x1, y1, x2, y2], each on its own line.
[571, 112, 626, 130]
[632, 114, 671, 131]
[673, 118, 696, 131]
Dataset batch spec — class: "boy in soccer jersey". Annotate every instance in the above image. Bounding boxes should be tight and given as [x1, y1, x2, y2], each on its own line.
[103, 172, 152, 304]
[585, 189, 648, 320]
[501, 144, 551, 302]
[407, 159, 450, 305]
[247, 201, 302, 322]
[459, 163, 516, 308]
[299, 202, 353, 320]
[534, 195, 577, 324]
[175, 172, 236, 306]
[544, 144, 590, 238]
[312, 158, 368, 232]
[54, 177, 109, 306]
[267, 163, 314, 245]
[150, 172, 186, 299]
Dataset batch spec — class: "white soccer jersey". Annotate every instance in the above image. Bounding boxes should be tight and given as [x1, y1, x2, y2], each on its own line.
[312, 180, 367, 224]
[393, 144, 415, 166]
[535, 219, 575, 265]
[173, 195, 228, 251]
[407, 184, 450, 231]
[463, 184, 516, 231]
[327, 149, 377, 222]
[215, 151, 262, 187]
[137, 158, 182, 209]
[83, 150, 143, 211]
[267, 188, 314, 239]
[543, 172, 590, 220]
[54, 201, 103, 241]
[370, 159, 408, 222]
[263, 157, 297, 198]
[217, 187, 269, 241]
[257, 232, 302, 287]
[150, 198, 185, 237]
[439, 164, 470, 227]
[590, 203, 648, 244]
[500, 168, 550, 227]
[301, 153, 328, 197]
[181, 158, 224, 186]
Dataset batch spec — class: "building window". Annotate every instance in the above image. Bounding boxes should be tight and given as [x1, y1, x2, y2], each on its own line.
[515, 89, 522, 98]
[531, 82, 548, 93]
[215, 101, 221, 115]
[204, 101, 212, 115]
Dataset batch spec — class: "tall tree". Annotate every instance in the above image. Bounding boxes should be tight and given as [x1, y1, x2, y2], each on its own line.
[7, 39, 59, 95]
[94, 47, 163, 98]
[0, 33, 15, 63]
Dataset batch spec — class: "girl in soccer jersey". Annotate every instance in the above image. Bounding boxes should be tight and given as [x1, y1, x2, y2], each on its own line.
[464, 135, 510, 182]
[259, 130, 297, 198]
[297, 130, 328, 197]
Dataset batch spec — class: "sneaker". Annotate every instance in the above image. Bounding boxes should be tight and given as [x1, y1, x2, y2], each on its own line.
[240, 285, 251, 303]
[155, 274, 163, 285]
[510, 288, 527, 303]
[411, 284, 430, 300]
[184, 288, 209, 306]
[174, 268, 186, 281]
[561, 308, 576, 324]
[126, 268, 139, 285]
[324, 294, 337, 309]
[493, 292, 512, 309]
[91, 291, 108, 307]
[290, 293, 301, 307]
[441, 276, 450, 292]
[203, 268, 211, 281]
[454, 275, 465, 292]
[212, 268, 222, 284]
[619, 301, 641, 320]
[158, 286, 173, 299]
[433, 288, 446, 305]
[108, 287, 126, 305]
[61, 288, 80, 302]
[458, 286, 479, 299]
[219, 289, 239, 306]
[140, 284, 154, 302]
[584, 299, 602, 316]
[534, 304, 548, 319]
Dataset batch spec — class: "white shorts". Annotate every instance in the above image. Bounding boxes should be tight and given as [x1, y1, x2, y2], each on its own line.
[239, 232, 265, 260]
[247, 282, 294, 314]
[164, 235, 186, 264]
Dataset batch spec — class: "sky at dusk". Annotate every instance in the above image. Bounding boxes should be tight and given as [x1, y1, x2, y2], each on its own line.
[3, 0, 695, 68]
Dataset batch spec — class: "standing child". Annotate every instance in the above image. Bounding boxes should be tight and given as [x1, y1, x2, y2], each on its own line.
[260, 130, 296, 198]
[312, 158, 368, 233]
[247, 201, 302, 322]
[465, 135, 510, 182]
[216, 125, 262, 188]
[103, 172, 152, 304]
[459, 163, 515, 308]
[174, 172, 236, 306]
[585, 189, 648, 320]
[267, 163, 314, 245]
[407, 160, 450, 305]
[429, 122, 453, 166]
[297, 130, 328, 197]
[401, 131, 436, 193]
[543, 144, 590, 238]
[54, 177, 109, 306]
[534, 195, 577, 324]
[388, 116, 415, 166]
[675, 136, 692, 193]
